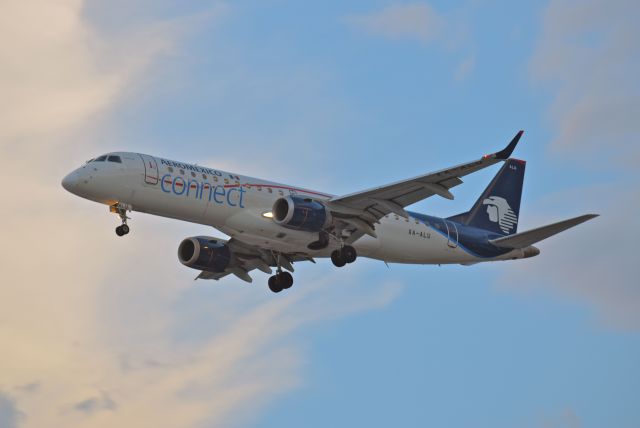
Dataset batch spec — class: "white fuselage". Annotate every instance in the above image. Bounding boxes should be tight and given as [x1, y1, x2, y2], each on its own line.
[62, 152, 527, 265]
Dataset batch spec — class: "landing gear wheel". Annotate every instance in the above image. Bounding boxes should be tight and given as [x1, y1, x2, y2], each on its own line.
[331, 250, 346, 267]
[268, 272, 293, 293]
[120, 224, 130, 235]
[115, 225, 125, 236]
[342, 245, 357, 264]
[280, 272, 294, 289]
[268, 276, 283, 293]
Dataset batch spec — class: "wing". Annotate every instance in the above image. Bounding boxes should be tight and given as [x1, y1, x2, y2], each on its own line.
[327, 131, 524, 237]
[195, 238, 314, 283]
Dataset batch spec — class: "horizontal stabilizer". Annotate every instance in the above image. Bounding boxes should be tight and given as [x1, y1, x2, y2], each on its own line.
[489, 214, 599, 249]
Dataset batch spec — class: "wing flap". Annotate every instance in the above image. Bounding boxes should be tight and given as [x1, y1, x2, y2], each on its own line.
[196, 270, 230, 281]
[489, 214, 599, 249]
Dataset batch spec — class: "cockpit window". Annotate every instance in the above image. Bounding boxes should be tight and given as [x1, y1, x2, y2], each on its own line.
[108, 155, 122, 163]
[94, 155, 107, 162]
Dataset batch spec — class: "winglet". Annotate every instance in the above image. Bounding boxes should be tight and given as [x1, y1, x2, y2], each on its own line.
[494, 130, 524, 160]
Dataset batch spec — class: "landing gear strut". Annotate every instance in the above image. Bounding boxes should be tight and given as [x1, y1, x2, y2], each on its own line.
[331, 245, 357, 267]
[268, 271, 293, 293]
[111, 203, 131, 236]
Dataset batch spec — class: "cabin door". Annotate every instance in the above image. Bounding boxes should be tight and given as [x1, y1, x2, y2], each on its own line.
[139, 154, 159, 185]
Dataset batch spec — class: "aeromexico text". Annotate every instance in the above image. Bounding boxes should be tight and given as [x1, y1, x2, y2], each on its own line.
[159, 158, 245, 208]
[160, 158, 223, 176]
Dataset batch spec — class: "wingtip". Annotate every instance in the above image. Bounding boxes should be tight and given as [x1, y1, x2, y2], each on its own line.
[574, 213, 600, 224]
[494, 130, 524, 160]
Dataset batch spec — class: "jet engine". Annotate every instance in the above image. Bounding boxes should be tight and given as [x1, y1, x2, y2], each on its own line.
[178, 236, 231, 272]
[272, 196, 331, 232]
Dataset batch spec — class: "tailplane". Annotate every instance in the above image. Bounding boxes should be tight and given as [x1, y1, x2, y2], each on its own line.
[452, 158, 526, 235]
[488, 214, 599, 249]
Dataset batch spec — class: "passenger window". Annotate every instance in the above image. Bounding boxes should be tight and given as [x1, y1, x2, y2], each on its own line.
[213, 176, 218, 182]
[268, 188, 273, 193]
[202, 174, 207, 180]
[95, 155, 107, 162]
[168, 166, 174, 173]
[179, 169, 185, 175]
[191, 172, 196, 178]
[107, 155, 122, 163]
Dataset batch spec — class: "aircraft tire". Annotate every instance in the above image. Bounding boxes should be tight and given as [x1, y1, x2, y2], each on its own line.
[268, 275, 283, 293]
[121, 224, 130, 235]
[343, 246, 357, 263]
[115, 226, 125, 236]
[331, 250, 346, 267]
[280, 272, 293, 289]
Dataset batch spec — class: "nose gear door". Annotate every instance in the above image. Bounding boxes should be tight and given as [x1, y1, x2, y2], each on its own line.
[139, 154, 159, 185]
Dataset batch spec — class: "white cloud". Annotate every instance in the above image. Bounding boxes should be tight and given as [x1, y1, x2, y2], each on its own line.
[454, 54, 476, 81]
[497, 184, 640, 329]
[502, 0, 640, 329]
[347, 3, 445, 44]
[537, 407, 582, 428]
[0, 4, 401, 427]
[530, 0, 640, 165]
[0, 0, 173, 150]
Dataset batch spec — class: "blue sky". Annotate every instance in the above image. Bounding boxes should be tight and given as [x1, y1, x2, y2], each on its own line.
[1, 1, 639, 428]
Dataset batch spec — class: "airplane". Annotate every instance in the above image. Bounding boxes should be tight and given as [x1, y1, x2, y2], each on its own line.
[61, 131, 597, 293]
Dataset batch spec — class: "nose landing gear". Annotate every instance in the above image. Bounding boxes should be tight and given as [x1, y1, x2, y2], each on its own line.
[331, 245, 357, 267]
[110, 203, 132, 237]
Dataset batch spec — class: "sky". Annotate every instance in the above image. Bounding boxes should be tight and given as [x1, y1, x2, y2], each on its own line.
[0, 1, 638, 427]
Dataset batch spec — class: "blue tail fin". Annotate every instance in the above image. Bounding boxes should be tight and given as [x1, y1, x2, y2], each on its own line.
[458, 159, 526, 235]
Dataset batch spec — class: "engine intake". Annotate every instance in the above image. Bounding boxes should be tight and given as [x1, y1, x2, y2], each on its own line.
[272, 196, 331, 232]
[178, 236, 231, 272]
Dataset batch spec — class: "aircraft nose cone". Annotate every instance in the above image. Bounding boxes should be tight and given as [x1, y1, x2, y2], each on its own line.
[61, 172, 79, 192]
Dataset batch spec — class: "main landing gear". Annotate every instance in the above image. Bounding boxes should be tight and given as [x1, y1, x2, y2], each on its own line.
[111, 203, 131, 237]
[267, 253, 295, 293]
[268, 271, 293, 293]
[331, 245, 357, 267]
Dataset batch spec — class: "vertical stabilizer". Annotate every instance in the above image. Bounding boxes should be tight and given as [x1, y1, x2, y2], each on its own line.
[463, 159, 525, 235]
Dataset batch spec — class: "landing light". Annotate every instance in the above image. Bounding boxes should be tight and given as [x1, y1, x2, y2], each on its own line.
[262, 211, 273, 219]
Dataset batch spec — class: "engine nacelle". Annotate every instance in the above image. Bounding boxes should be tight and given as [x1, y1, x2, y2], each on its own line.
[272, 196, 331, 232]
[178, 236, 231, 272]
